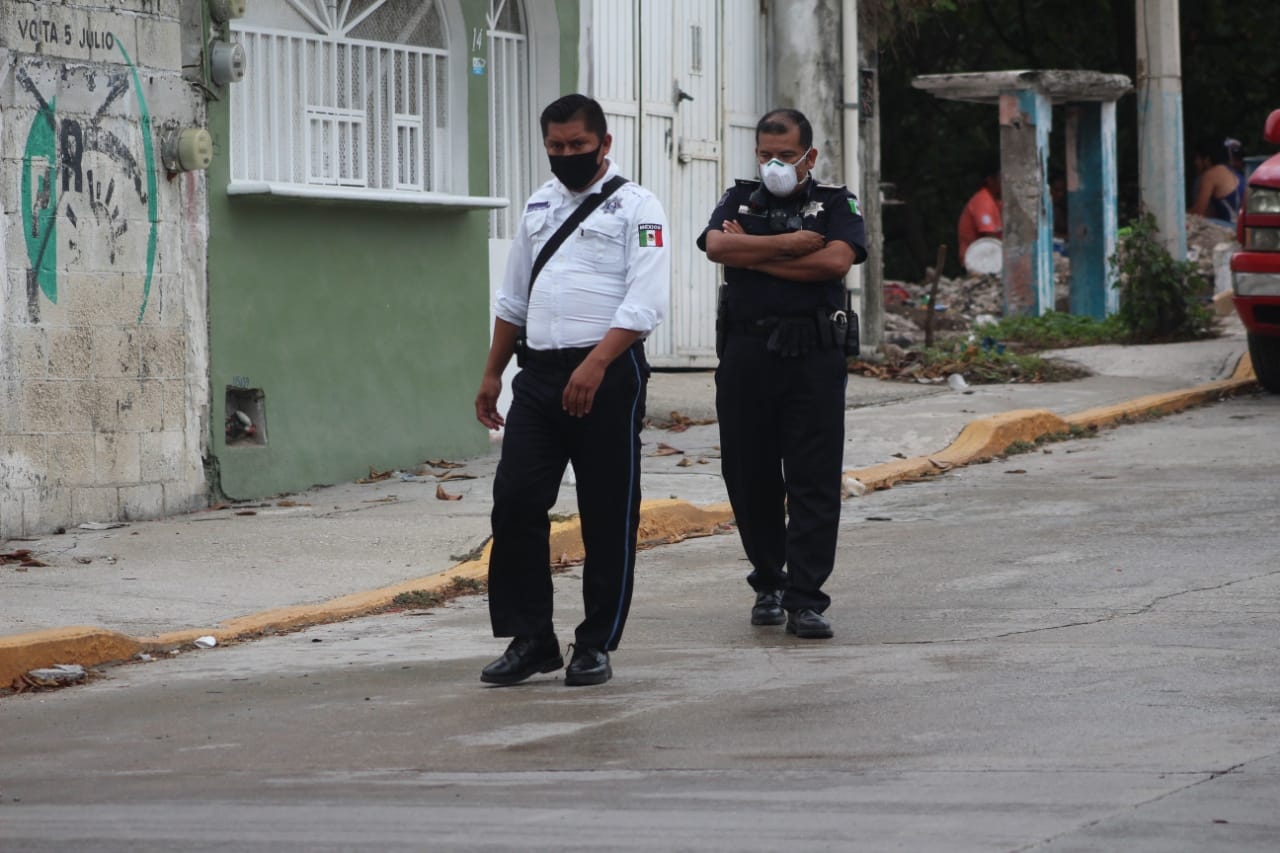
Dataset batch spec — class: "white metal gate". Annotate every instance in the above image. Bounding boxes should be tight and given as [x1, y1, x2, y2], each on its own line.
[487, 0, 531, 239]
[230, 0, 453, 196]
[585, 0, 768, 367]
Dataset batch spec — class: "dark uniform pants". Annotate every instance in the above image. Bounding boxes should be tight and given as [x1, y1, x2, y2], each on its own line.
[488, 344, 648, 651]
[716, 335, 847, 613]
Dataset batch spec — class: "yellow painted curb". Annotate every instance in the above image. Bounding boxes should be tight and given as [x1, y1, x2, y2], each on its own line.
[1232, 350, 1255, 381]
[845, 354, 1257, 493]
[849, 408, 1068, 490]
[1, 627, 144, 688]
[1065, 378, 1253, 431]
[1, 498, 734, 688]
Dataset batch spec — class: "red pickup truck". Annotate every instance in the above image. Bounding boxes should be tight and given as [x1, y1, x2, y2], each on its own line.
[1231, 109, 1280, 392]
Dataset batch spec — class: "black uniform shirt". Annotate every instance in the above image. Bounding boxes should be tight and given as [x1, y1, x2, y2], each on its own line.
[698, 178, 867, 323]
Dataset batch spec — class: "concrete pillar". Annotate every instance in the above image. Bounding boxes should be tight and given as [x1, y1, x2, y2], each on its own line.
[1066, 102, 1121, 318]
[859, 35, 884, 351]
[1136, 0, 1186, 259]
[771, 0, 868, 334]
[999, 89, 1053, 316]
[771, 0, 843, 183]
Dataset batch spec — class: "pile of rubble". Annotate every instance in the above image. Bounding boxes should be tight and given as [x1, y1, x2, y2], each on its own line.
[1185, 214, 1238, 293]
[881, 216, 1240, 350]
[882, 253, 1071, 348]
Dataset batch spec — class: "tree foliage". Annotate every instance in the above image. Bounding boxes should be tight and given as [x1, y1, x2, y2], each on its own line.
[874, 0, 1280, 282]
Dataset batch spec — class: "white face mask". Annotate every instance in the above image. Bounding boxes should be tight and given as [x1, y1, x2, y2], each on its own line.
[759, 148, 811, 196]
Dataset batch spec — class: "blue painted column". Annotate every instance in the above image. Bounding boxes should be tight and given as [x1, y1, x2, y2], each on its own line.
[1065, 101, 1120, 318]
[999, 89, 1053, 315]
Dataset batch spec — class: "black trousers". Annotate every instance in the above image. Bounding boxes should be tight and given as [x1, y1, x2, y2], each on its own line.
[487, 344, 648, 651]
[715, 335, 847, 613]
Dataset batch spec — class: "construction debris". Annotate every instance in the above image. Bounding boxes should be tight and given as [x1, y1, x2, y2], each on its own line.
[882, 217, 1236, 350]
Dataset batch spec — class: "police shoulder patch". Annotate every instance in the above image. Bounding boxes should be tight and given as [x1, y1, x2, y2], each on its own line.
[638, 223, 664, 247]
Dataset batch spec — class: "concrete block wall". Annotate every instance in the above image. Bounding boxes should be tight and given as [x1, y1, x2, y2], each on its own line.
[0, 0, 209, 538]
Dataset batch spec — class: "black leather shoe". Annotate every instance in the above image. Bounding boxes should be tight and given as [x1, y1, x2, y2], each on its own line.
[480, 635, 563, 685]
[750, 590, 786, 626]
[785, 608, 833, 639]
[564, 646, 611, 686]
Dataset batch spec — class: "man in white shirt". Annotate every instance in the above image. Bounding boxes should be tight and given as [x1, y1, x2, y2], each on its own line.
[474, 94, 670, 687]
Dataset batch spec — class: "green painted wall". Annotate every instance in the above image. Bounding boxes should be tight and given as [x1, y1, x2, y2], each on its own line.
[205, 174, 493, 498]
[204, 0, 580, 499]
[556, 0, 580, 93]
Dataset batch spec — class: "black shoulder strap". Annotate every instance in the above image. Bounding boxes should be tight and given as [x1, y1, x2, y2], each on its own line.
[528, 175, 628, 294]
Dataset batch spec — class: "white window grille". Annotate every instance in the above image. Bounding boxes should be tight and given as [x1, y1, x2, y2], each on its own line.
[231, 0, 449, 197]
[487, 0, 531, 238]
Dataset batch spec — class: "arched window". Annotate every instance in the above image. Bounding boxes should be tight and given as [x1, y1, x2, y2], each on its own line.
[231, 0, 463, 198]
[487, 0, 532, 238]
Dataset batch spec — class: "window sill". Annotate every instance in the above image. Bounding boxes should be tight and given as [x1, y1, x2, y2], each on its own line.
[227, 181, 509, 210]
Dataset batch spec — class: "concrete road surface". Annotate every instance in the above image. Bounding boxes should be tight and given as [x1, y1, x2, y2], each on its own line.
[1, 394, 1278, 852]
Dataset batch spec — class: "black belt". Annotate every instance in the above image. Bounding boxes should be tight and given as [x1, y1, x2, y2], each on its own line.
[521, 341, 643, 369]
[521, 345, 597, 368]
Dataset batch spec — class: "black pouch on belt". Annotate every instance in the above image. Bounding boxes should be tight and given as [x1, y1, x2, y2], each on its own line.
[715, 285, 729, 359]
[844, 310, 860, 357]
[817, 307, 840, 350]
[842, 288, 860, 357]
[767, 317, 815, 358]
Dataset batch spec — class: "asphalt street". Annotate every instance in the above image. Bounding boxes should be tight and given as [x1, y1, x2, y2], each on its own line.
[1, 393, 1277, 852]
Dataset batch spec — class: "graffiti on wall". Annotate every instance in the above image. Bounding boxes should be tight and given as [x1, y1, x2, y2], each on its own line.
[19, 39, 159, 324]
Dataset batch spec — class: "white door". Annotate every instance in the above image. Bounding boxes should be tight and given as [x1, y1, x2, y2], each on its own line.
[585, 0, 767, 368]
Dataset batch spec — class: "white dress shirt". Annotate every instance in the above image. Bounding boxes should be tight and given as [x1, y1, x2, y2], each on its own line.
[494, 158, 670, 351]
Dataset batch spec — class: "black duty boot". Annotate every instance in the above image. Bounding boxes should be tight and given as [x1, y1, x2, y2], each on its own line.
[564, 645, 612, 686]
[750, 590, 786, 626]
[785, 609, 833, 639]
[480, 634, 563, 685]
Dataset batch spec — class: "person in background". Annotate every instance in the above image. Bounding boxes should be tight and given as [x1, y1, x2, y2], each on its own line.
[1188, 137, 1241, 226]
[1224, 138, 1247, 209]
[957, 162, 1002, 266]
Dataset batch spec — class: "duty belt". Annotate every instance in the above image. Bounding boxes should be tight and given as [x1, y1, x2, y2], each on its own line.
[731, 316, 816, 337]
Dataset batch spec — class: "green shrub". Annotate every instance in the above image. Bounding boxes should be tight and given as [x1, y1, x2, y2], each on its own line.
[1109, 212, 1213, 342]
[973, 310, 1128, 349]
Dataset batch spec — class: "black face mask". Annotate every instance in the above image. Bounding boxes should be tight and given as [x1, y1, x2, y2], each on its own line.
[549, 147, 602, 190]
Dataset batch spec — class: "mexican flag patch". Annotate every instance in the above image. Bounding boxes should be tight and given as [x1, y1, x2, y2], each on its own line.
[638, 223, 663, 247]
[848, 198, 861, 215]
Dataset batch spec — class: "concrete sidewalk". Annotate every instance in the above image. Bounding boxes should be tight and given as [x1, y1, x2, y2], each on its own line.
[0, 326, 1260, 687]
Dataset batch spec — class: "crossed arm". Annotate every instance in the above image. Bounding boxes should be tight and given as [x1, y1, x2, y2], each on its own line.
[704, 222, 856, 281]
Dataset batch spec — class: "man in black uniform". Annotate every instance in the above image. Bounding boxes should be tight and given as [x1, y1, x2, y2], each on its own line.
[697, 108, 866, 639]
